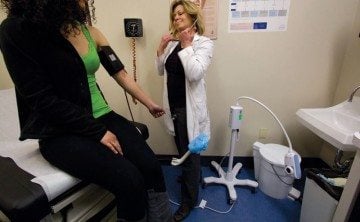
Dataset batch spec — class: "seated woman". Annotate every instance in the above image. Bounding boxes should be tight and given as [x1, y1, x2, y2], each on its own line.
[0, 0, 172, 221]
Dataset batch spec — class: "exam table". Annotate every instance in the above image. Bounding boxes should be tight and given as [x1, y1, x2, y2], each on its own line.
[0, 88, 149, 221]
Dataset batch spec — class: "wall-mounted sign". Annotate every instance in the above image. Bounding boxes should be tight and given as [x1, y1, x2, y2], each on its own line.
[229, 0, 291, 32]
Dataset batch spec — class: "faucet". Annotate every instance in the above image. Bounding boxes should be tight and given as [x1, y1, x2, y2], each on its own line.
[348, 85, 360, 102]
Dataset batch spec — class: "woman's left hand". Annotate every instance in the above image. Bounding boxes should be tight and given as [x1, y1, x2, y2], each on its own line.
[148, 104, 165, 118]
[179, 27, 195, 48]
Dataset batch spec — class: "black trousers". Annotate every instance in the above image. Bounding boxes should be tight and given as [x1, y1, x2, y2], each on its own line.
[171, 107, 201, 208]
[39, 111, 166, 221]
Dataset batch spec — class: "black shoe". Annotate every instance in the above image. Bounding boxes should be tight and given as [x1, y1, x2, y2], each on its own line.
[173, 204, 191, 221]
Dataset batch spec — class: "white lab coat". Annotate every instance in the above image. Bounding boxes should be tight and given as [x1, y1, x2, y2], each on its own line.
[156, 34, 213, 142]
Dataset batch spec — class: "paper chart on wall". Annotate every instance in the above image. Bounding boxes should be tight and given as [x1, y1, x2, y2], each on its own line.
[229, 0, 291, 32]
[201, 0, 218, 39]
[169, 0, 218, 39]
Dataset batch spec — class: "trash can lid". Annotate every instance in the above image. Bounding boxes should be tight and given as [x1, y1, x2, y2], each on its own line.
[259, 143, 296, 167]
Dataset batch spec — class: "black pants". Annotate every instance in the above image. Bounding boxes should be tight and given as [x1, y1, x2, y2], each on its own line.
[39, 111, 166, 221]
[171, 107, 201, 208]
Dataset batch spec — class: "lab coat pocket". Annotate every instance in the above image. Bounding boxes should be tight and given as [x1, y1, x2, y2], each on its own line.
[189, 81, 207, 124]
[191, 80, 206, 102]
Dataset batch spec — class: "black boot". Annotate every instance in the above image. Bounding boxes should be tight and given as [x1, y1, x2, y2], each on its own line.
[147, 189, 173, 222]
[173, 204, 192, 222]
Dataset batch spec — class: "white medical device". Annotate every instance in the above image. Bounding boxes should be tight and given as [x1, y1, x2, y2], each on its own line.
[202, 105, 258, 204]
[171, 151, 191, 166]
[285, 152, 302, 179]
[171, 106, 245, 166]
[229, 105, 242, 130]
[235, 97, 301, 179]
[202, 97, 301, 203]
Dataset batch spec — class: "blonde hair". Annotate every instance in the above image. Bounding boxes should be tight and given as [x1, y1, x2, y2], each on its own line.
[169, 0, 205, 37]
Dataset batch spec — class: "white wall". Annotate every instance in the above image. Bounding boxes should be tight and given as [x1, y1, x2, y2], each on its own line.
[334, 2, 360, 103]
[1, 0, 359, 159]
[320, 1, 360, 165]
[0, 11, 11, 89]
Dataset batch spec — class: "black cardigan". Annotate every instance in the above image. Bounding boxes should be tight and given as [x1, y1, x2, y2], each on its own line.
[0, 17, 107, 141]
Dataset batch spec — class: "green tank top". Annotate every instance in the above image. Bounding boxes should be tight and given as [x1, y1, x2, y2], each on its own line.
[81, 25, 111, 118]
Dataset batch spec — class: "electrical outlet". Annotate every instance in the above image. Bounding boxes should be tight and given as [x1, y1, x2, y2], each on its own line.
[259, 128, 268, 139]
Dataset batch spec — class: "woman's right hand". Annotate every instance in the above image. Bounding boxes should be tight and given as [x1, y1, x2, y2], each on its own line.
[148, 103, 165, 118]
[157, 33, 174, 56]
[100, 130, 123, 155]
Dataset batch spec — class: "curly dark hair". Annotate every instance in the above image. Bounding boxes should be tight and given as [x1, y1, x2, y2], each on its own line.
[0, 0, 96, 36]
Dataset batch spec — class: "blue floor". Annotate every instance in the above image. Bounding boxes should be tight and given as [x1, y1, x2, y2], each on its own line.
[162, 165, 302, 222]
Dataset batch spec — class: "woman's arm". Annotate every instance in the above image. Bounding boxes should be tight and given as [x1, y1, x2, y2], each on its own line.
[178, 36, 214, 82]
[155, 33, 174, 76]
[113, 69, 164, 118]
[89, 26, 165, 118]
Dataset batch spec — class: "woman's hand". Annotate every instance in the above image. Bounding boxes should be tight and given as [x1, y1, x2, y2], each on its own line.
[179, 27, 195, 48]
[157, 33, 174, 56]
[100, 130, 123, 155]
[148, 103, 165, 118]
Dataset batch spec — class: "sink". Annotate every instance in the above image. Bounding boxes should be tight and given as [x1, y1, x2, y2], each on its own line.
[296, 96, 360, 151]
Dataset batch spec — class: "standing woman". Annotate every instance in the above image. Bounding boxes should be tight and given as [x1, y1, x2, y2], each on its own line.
[156, 0, 214, 221]
[0, 0, 173, 221]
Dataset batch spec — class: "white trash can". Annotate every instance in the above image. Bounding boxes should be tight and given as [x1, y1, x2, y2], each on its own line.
[300, 168, 343, 222]
[253, 142, 300, 199]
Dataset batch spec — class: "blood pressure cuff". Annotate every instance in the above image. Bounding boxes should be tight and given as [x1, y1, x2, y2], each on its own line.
[98, 46, 124, 76]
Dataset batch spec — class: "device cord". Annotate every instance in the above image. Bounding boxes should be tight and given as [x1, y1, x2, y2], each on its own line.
[169, 198, 235, 214]
[130, 37, 138, 105]
[271, 164, 293, 186]
[124, 89, 135, 122]
[123, 37, 138, 121]
[131, 37, 137, 82]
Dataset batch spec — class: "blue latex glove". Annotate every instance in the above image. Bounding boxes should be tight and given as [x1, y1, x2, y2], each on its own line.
[188, 133, 209, 154]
